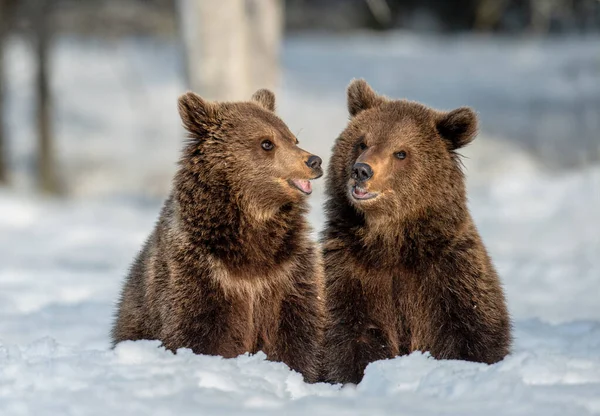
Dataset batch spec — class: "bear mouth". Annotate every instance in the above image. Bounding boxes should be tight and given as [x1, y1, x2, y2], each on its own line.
[288, 179, 313, 195]
[350, 185, 378, 201]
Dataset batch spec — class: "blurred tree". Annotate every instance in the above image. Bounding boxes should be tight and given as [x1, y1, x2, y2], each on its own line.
[178, 0, 282, 101]
[365, 0, 393, 29]
[474, 0, 510, 31]
[0, 0, 6, 184]
[179, 0, 250, 100]
[0, 0, 178, 194]
[529, 0, 574, 33]
[286, 0, 600, 32]
[247, 0, 283, 95]
[36, 0, 59, 194]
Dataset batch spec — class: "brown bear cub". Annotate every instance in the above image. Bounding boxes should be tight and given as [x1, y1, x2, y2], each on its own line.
[321, 80, 511, 384]
[112, 89, 325, 383]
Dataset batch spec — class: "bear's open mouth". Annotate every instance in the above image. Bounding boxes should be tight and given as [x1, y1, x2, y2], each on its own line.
[351, 185, 378, 201]
[289, 179, 313, 195]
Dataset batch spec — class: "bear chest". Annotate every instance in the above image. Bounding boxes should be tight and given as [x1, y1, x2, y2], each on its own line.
[213, 264, 291, 355]
[224, 283, 285, 354]
[360, 269, 419, 356]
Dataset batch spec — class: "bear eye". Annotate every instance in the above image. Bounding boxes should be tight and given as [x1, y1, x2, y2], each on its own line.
[358, 142, 367, 151]
[261, 140, 274, 151]
[395, 151, 407, 160]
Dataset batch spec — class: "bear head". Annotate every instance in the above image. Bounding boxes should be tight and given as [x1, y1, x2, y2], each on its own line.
[177, 89, 323, 219]
[328, 79, 477, 220]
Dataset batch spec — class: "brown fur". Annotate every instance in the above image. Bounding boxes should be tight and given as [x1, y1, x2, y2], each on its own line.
[112, 89, 325, 383]
[321, 80, 511, 384]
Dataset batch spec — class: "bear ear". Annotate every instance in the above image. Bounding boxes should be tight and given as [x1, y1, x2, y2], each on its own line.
[347, 79, 385, 117]
[177, 91, 218, 135]
[436, 107, 478, 150]
[251, 89, 276, 112]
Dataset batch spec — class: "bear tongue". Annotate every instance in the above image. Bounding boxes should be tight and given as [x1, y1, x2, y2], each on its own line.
[354, 187, 368, 197]
[292, 179, 312, 194]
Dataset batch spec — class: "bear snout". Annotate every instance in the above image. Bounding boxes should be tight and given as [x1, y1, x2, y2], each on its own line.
[306, 155, 322, 170]
[351, 163, 373, 182]
[305, 155, 323, 179]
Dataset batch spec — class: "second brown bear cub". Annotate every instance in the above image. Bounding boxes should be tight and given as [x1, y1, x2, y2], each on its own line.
[112, 89, 325, 383]
[322, 80, 511, 384]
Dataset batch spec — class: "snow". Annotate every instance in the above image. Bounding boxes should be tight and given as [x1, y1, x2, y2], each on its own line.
[1, 32, 599, 415]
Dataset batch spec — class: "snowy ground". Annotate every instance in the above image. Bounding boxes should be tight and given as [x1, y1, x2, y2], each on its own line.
[1, 32, 599, 415]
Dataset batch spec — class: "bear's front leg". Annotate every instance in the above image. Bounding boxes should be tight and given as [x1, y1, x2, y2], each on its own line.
[160, 274, 251, 358]
[269, 272, 325, 384]
[420, 254, 511, 364]
[322, 275, 394, 384]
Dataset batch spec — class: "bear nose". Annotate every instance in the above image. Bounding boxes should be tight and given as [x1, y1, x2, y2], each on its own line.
[306, 155, 322, 170]
[352, 163, 373, 182]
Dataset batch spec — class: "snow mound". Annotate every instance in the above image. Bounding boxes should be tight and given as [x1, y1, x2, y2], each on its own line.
[1, 329, 600, 416]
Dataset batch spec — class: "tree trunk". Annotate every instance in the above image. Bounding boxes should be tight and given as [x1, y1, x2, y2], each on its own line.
[178, 0, 251, 101]
[178, 0, 283, 101]
[474, 0, 510, 31]
[0, 0, 7, 185]
[36, 0, 59, 194]
[246, 0, 283, 92]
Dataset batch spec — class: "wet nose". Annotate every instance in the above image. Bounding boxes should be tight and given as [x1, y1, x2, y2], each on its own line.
[352, 163, 373, 182]
[306, 155, 322, 170]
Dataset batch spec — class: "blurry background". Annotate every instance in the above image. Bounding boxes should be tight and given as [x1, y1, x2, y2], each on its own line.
[0, 0, 598, 347]
[0, 0, 598, 197]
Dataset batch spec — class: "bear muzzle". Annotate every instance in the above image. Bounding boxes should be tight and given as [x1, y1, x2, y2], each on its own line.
[351, 163, 373, 182]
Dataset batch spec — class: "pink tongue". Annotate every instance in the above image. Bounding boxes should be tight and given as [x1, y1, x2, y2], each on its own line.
[354, 187, 367, 197]
[294, 179, 312, 193]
